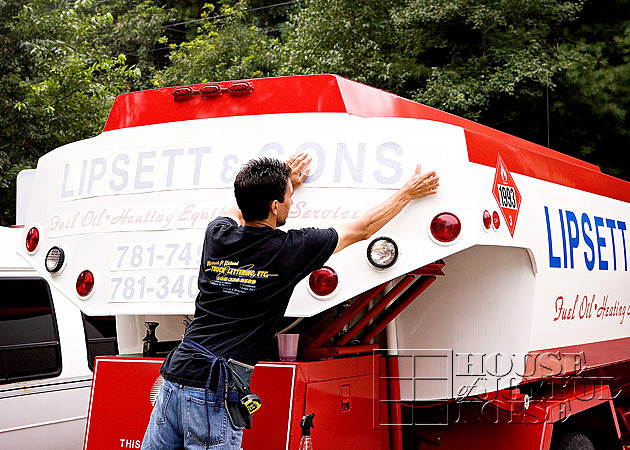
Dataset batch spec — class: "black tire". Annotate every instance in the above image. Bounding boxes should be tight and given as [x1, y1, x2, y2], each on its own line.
[551, 432, 596, 450]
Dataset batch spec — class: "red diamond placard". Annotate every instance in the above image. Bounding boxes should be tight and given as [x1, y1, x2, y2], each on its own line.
[492, 155, 522, 237]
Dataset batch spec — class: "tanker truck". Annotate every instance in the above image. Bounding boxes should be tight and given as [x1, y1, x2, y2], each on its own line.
[14, 74, 630, 450]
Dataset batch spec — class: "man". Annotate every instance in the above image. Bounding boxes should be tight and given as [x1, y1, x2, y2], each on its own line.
[142, 153, 439, 450]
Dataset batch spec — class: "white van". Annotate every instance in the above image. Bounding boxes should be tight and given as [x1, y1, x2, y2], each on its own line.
[0, 172, 118, 449]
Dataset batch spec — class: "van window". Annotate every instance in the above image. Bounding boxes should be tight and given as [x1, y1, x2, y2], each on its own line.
[82, 314, 118, 371]
[0, 277, 62, 384]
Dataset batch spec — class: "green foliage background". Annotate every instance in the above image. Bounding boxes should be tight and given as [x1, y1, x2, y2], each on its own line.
[1, 0, 629, 225]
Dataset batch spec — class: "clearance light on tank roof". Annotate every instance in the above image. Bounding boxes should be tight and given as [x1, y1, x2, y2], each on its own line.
[25, 226, 40, 253]
[227, 81, 254, 96]
[172, 82, 254, 101]
[308, 266, 338, 299]
[199, 84, 222, 98]
[430, 212, 461, 244]
[172, 86, 194, 101]
[45, 246, 65, 273]
[76, 270, 95, 298]
[367, 237, 399, 269]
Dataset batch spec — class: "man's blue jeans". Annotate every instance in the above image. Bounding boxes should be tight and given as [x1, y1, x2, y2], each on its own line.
[141, 379, 243, 449]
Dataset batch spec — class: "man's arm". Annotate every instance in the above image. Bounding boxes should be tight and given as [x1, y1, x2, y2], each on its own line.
[333, 165, 439, 254]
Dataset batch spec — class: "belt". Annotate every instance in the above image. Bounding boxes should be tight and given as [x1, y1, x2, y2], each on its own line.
[181, 338, 240, 402]
[182, 338, 259, 430]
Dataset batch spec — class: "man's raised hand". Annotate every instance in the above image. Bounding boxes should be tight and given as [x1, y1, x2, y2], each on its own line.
[286, 152, 312, 188]
[401, 164, 439, 201]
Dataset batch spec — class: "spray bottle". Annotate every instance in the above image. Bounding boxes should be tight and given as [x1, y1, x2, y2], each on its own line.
[298, 413, 315, 450]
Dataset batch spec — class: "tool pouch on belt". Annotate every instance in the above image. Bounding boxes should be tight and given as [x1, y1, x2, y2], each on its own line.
[226, 359, 260, 430]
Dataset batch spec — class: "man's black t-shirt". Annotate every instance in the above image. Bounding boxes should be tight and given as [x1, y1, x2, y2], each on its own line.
[161, 217, 338, 387]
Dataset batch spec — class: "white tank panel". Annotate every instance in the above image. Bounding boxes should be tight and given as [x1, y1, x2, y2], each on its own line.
[394, 245, 536, 401]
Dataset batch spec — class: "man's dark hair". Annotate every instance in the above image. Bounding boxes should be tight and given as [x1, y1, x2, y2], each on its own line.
[234, 157, 292, 221]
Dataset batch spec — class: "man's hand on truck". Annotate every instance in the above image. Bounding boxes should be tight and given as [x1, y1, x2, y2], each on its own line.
[286, 152, 312, 188]
[329, 162, 439, 254]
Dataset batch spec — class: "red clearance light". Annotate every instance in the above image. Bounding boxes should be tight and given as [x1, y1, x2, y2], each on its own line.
[199, 84, 222, 98]
[308, 266, 338, 297]
[76, 270, 95, 297]
[483, 210, 492, 230]
[492, 211, 501, 229]
[430, 212, 461, 243]
[172, 86, 194, 101]
[25, 227, 40, 253]
[227, 81, 254, 96]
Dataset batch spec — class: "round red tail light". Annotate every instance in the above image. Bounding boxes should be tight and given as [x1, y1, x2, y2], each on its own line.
[483, 210, 492, 230]
[76, 270, 95, 297]
[430, 212, 461, 243]
[25, 227, 40, 253]
[308, 266, 338, 297]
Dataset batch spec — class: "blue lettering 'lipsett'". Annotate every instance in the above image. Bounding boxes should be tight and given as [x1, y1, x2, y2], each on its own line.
[544, 206, 628, 272]
[582, 213, 595, 271]
[559, 209, 568, 268]
[618, 221, 628, 270]
[594, 216, 608, 270]
[606, 218, 618, 270]
[545, 206, 562, 268]
[565, 210, 579, 268]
